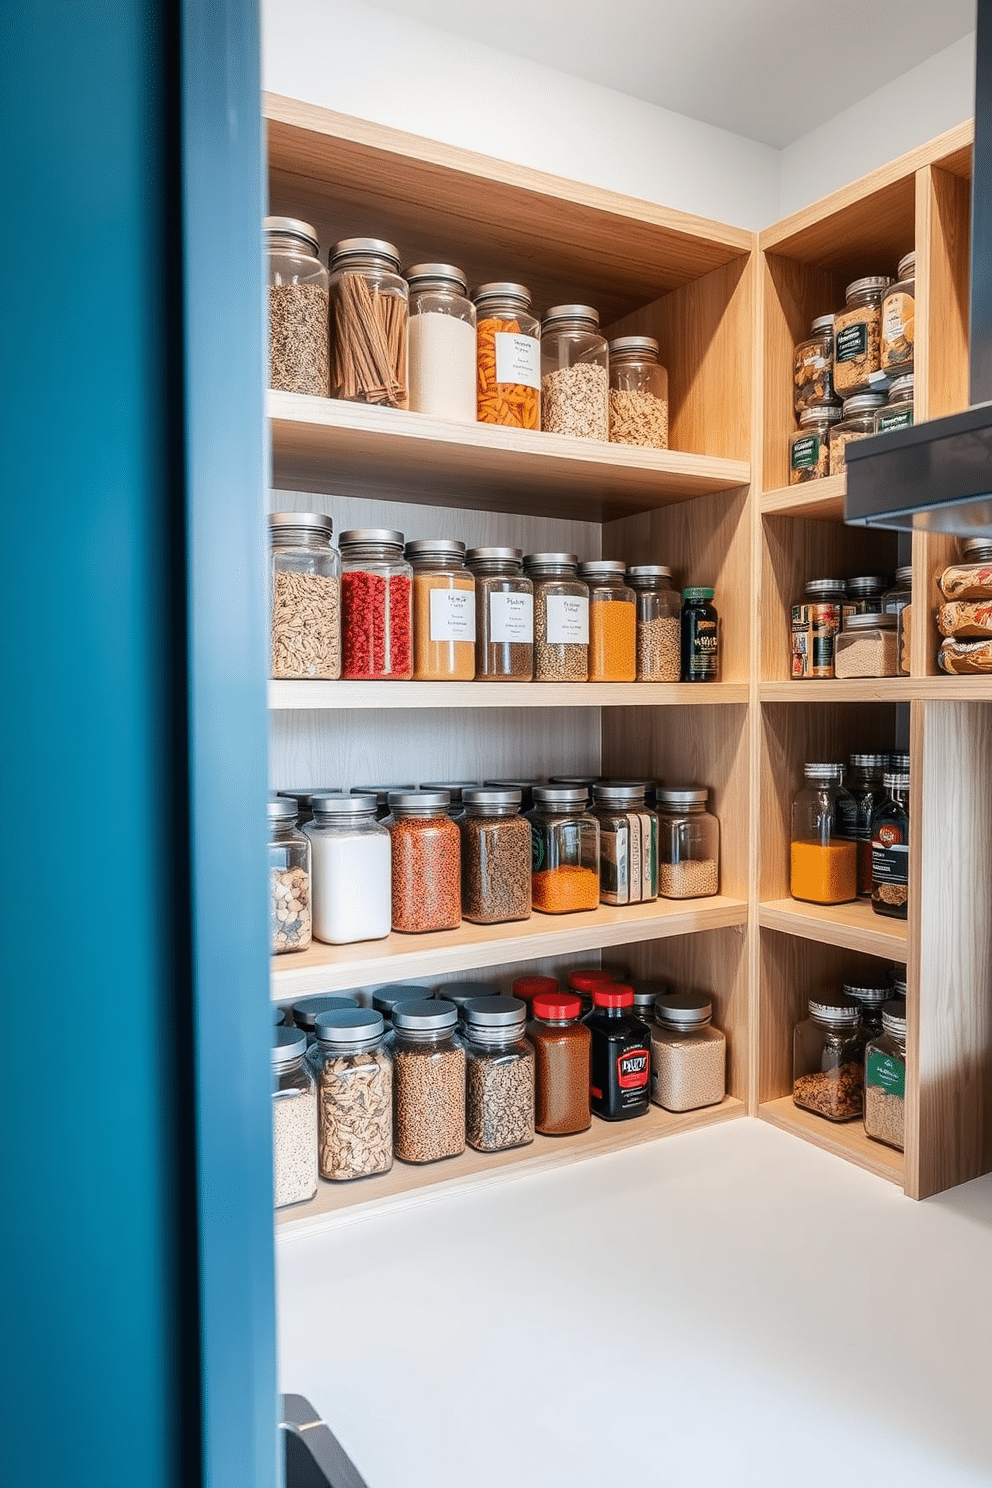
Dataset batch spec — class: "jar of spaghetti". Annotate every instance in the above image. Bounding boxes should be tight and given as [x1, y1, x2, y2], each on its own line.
[406, 262, 476, 421]
[385, 790, 461, 933]
[527, 785, 600, 914]
[472, 282, 540, 429]
[833, 276, 890, 396]
[265, 217, 329, 397]
[790, 764, 857, 905]
[339, 529, 413, 680]
[525, 552, 589, 682]
[406, 538, 475, 681]
[328, 238, 408, 408]
[608, 336, 669, 447]
[628, 566, 681, 681]
[527, 991, 591, 1135]
[466, 547, 534, 680]
[655, 787, 719, 899]
[880, 252, 915, 376]
[829, 393, 886, 476]
[540, 304, 608, 440]
[579, 561, 636, 682]
[793, 314, 836, 413]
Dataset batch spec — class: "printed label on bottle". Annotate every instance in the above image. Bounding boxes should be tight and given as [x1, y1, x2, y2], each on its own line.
[626, 813, 642, 904]
[429, 587, 476, 642]
[835, 792, 859, 840]
[494, 332, 541, 390]
[530, 823, 545, 872]
[545, 594, 589, 644]
[882, 291, 914, 348]
[600, 823, 629, 905]
[617, 1049, 650, 1090]
[489, 590, 534, 642]
[867, 1047, 905, 1100]
[878, 407, 914, 434]
[791, 434, 821, 470]
[871, 821, 908, 884]
[835, 322, 868, 362]
[688, 618, 719, 677]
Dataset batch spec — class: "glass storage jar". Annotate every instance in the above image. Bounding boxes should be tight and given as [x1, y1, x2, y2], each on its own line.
[527, 785, 600, 914]
[540, 304, 609, 440]
[269, 796, 312, 953]
[791, 577, 849, 679]
[310, 1009, 392, 1181]
[385, 791, 461, 933]
[790, 763, 857, 905]
[876, 373, 914, 435]
[272, 1027, 318, 1208]
[846, 574, 891, 615]
[352, 784, 417, 821]
[304, 794, 391, 945]
[608, 335, 669, 447]
[406, 262, 476, 421]
[880, 251, 915, 375]
[291, 993, 360, 1046]
[793, 314, 836, 412]
[681, 587, 720, 682]
[406, 538, 476, 681]
[389, 999, 466, 1163]
[339, 528, 413, 680]
[527, 991, 591, 1135]
[882, 565, 914, 676]
[843, 979, 891, 1044]
[829, 393, 886, 476]
[847, 754, 888, 896]
[466, 547, 534, 680]
[421, 781, 479, 819]
[655, 787, 720, 899]
[650, 992, 726, 1113]
[463, 996, 535, 1152]
[833, 275, 890, 396]
[586, 985, 651, 1121]
[789, 405, 842, 483]
[525, 552, 589, 682]
[793, 992, 864, 1122]
[472, 282, 540, 428]
[628, 566, 681, 681]
[834, 611, 898, 679]
[591, 782, 658, 905]
[580, 561, 636, 682]
[328, 237, 408, 407]
[864, 1000, 907, 1150]
[459, 787, 532, 924]
[269, 511, 341, 681]
[871, 770, 910, 920]
[265, 216, 330, 397]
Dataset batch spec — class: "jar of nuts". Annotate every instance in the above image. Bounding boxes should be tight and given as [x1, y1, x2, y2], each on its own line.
[793, 992, 864, 1122]
[268, 796, 312, 954]
[793, 314, 837, 412]
[833, 276, 891, 396]
[789, 406, 842, 483]
[540, 304, 609, 440]
[310, 1009, 393, 1182]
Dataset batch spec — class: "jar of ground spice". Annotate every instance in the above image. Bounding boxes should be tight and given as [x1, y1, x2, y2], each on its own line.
[473, 282, 540, 429]
[466, 547, 534, 680]
[829, 393, 886, 476]
[540, 304, 609, 440]
[580, 561, 636, 682]
[527, 991, 591, 1135]
[586, 985, 651, 1121]
[608, 335, 669, 447]
[847, 754, 888, 896]
[880, 252, 915, 376]
[459, 787, 532, 924]
[834, 612, 898, 679]
[871, 770, 910, 920]
[650, 992, 726, 1113]
[591, 782, 658, 905]
[272, 1027, 318, 1208]
[268, 797, 312, 953]
[628, 566, 681, 682]
[833, 276, 890, 396]
[265, 217, 330, 397]
[339, 529, 413, 680]
[310, 1009, 393, 1182]
[527, 786, 600, 914]
[386, 791, 461, 932]
[269, 512, 341, 680]
[790, 764, 857, 905]
[789, 405, 842, 483]
[463, 996, 535, 1152]
[655, 787, 719, 899]
[864, 999, 907, 1151]
[793, 314, 836, 413]
[793, 992, 864, 1122]
[328, 237, 408, 408]
[406, 539, 475, 681]
[406, 262, 476, 422]
[389, 999, 466, 1163]
[524, 552, 590, 682]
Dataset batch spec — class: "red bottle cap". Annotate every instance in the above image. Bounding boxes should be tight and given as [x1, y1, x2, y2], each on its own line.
[532, 992, 582, 1021]
[591, 985, 635, 1009]
[568, 970, 615, 993]
[513, 974, 558, 1000]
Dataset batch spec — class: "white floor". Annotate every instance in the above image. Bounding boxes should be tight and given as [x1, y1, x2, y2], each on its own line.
[276, 1119, 992, 1487]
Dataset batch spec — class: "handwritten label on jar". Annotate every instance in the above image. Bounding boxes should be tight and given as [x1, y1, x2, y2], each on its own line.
[494, 332, 541, 390]
[835, 323, 868, 362]
[489, 591, 534, 642]
[429, 587, 476, 641]
[545, 594, 589, 644]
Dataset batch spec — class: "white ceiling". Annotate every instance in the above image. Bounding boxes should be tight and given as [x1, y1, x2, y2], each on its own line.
[360, 0, 975, 147]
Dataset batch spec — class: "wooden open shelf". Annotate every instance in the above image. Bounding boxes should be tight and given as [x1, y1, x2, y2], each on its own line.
[760, 474, 846, 521]
[758, 898, 908, 962]
[269, 678, 749, 710]
[758, 1096, 903, 1185]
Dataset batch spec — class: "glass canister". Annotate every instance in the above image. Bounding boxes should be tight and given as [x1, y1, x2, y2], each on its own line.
[386, 791, 461, 933]
[833, 275, 890, 396]
[580, 561, 636, 683]
[525, 552, 589, 682]
[406, 262, 476, 421]
[871, 770, 910, 920]
[793, 992, 864, 1122]
[864, 999, 907, 1150]
[880, 251, 915, 376]
[586, 985, 651, 1121]
[527, 991, 591, 1135]
[389, 999, 466, 1163]
[472, 282, 540, 429]
[650, 992, 726, 1113]
[463, 996, 535, 1152]
[655, 787, 719, 899]
[269, 511, 341, 681]
[459, 787, 532, 924]
[304, 794, 391, 945]
[272, 1027, 318, 1208]
[829, 393, 886, 476]
[846, 574, 891, 614]
[527, 785, 600, 914]
[406, 538, 476, 681]
[421, 781, 479, 820]
[882, 564, 913, 676]
[834, 611, 898, 678]
[790, 763, 857, 905]
[789, 405, 842, 483]
[339, 528, 413, 680]
[847, 754, 888, 896]
[268, 797, 312, 953]
[876, 372, 914, 436]
[681, 587, 720, 682]
[352, 784, 416, 821]
[310, 1009, 392, 1181]
[592, 782, 658, 905]
[843, 979, 891, 1044]
[791, 577, 849, 679]
[265, 216, 330, 397]
[793, 314, 836, 412]
[291, 993, 360, 1047]
[608, 335, 669, 446]
[328, 237, 408, 408]
[540, 304, 609, 440]
[466, 547, 534, 680]
[628, 566, 681, 682]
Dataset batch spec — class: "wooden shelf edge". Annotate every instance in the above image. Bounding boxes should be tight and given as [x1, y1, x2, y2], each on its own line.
[760, 475, 846, 521]
[759, 1096, 904, 1186]
[760, 678, 992, 702]
[758, 899, 908, 961]
[268, 679, 750, 710]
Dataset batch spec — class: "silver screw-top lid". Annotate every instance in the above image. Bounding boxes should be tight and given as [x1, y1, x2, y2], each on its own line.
[627, 565, 674, 583]
[291, 994, 360, 1031]
[387, 789, 451, 814]
[803, 762, 844, 781]
[464, 995, 527, 1029]
[314, 1008, 385, 1044]
[404, 538, 468, 560]
[267, 796, 299, 823]
[844, 981, 891, 1007]
[352, 784, 416, 809]
[808, 991, 862, 1024]
[887, 374, 915, 400]
[311, 793, 378, 819]
[405, 262, 468, 294]
[465, 546, 524, 565]
[593, 782, 646, 804]
[962, 538, 992, 559]
[532, 785, 590, 806]
[895, 251, 916, 281]
[372, 985, 432, 1016]
[845, 610, 896, 630]
[655, 991, 713, 1027]
[883, 771, 910, 792]
[608, 334, 660, 356]
[578, 560, 627, 578]
[888, 752, 911, 771]
[845, 275, 892, 298]
[805, 578, 847, 597]
[523, 552, 579, 569]
[810, 313, 835, 333]
[655, 786, 708, 808]
[881, 999, 907, 1036]
[799, 405, 843, 426]
[462, 787, 522, 810]
[631, 979, 671, 1007]
[890, 975, 908, 998]
[338, 528, 405, 549]
[847, 574, 891, 595]
[472, 281, 531, 307]
[841, 393, 887, 416]
[269, 511, 334, 542]
[542, 303, 600, 331]
[264, 216, 319, 253]
[549, 775, 600, 785]
[330, 237, 401, 270]
[893, 565, 914, 586]
[850, 753, 887, 769]
[278, 787, 340, 811]
[272, 1026, 308, 1063]
[484, 778, 542, 798]
[438, 982, 499, 1010]
[392, 998, 458, 1031]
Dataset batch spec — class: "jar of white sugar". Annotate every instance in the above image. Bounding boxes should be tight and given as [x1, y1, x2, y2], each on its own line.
[650, 993, 726, 1112]
[272, 1027, 318, 1209]
[304, 793, 392, 944]
[406, 263, 477, 422]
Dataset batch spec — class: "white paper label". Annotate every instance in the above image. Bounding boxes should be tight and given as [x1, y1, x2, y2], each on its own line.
[545, 594, 589, 644]
[494, 332, 541, 390]
[489, 591, 534, 643]
[429, 587, 475, 642]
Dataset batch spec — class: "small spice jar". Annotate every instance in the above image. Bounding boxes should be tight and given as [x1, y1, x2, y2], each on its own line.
[791, 577, 849, 679]
[880, 251, 915, 376]
[793, 992, 864, 1122]
[421, 782, 479, 820]
[291, 993, 360, 1047]
[833, 276, 890, 395]
[328, 237, 408, 408]
[310, 1009, 393, 1181]
[269, 512, 342, 681]
[463, 996, 535, 1152]
[406, 538, 476, 681]
[352, 784, 417, 821]
[386, 791, 461, 933]
[681, 587, 720, 682]
[789, 405, 842, 483]
[525, 552, 589, 683]
[591, 782, 658, 905]
[608, 335, 669, 447]
[265, 216, 330, 397]
[389, 999, 466, 1163]
[272, 1027, 318, 1208]
[650, 992, 726, 1113]
[871, 770, 910, 920]
[527, 991, 592, 1135]
[459, 787, 532, 924]
[586, 985, 651, 1121]
[846, 574, 891, 613]
[466, 547, 534, 680]
[829, 393, 887, 476]
[655, 787, 719, 899]
[847, 754, 888, 896]
[864, 1000, 907, 1150]
[834, 611, 898, 679]
[790, 764, 857, 905]
[628, 566, 681, 682]
[268, 797, 312, 953]
[472, 282, 540, 428]
[793, 314, 836, 412]
[339, 529, 413, 680]
[876, 372, 915, 435]
[406, 262, 476, 422]
[527, 786, 601, 914]
[580, 561, 636, 682]
[304, 793, 392, 945]
[540, 304, 609, 440]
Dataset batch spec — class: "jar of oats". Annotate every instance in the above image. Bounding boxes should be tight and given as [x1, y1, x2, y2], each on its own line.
[608, 336, 669, 448]
[540, 304, 609, 440]
[829, 393, 886, 476]
[880, 252, 915, 375]
[833, 276, 890, 396]
[788, 406, 842, 483]
[269, 512, 341, 680]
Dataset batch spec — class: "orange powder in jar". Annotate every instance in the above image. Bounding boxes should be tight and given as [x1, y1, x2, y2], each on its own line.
[412, 572, 476, 680]
[532, 865, 600, 914]
[790, 839, 857, 905]
[477, 318, 540, 429]
[589, 599, 636, 682]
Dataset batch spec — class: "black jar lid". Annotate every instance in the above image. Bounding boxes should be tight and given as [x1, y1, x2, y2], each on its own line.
[291, 993, 360, 1031]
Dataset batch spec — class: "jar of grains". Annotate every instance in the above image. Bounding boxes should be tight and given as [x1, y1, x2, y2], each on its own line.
[833, 275, 890, 396]
[269, 512, 341, 680]
[527, 785, 601, 914]
[793, 314, 836, 412]
[472, 282, 540, 428]
[310, 1009, 393, 1181]
[328, 237, 408, 408]
[389, 999, 466, 1163]
[681, 587, 720, 682]
[512, 974, 558, 1019]
[790, 764, 857, 905]
[655, 787, 719, 899]
[265, 216, 330, 397]
[608, 335, 669, 447]
[846, 574, 891, 613]
[339, 529, 413, 680]
[421, 782, 479, 820]
[527, 990, 591, 1135]
[650, 992, 726, 1113]
[268, 797, 312, 953]
[353, 784, 417, 821]
[385, 791, 461, 933]
[834, 611, 898, 679]
[540, 304, 609, 440]
[579, 561, 636, 682]
[586, 985, 651, 1121]
[304, 793, 392, 945]
[876, 373, 915, 436]
[627, 566, 681, 681]
[591, 782, 658, 905]
[406, 263, 476, 421]
[882, 566, 914, 676]
[793, 992, 864, 1122]
[844, 979, 891, 1044]
[829, 393, 886, 476]
[272, 1027, 318, 1208]
[406, 538, 476, 681]
[524, 552, 590, 682]
[880, 251, 915, 376]
[864, 999, 907, 1151]
[466, 546, 534, 680]
[871, 769, 910, 920]
[459, 787, 532, 924]
[292, 993, 360, 1047]
[463, 996, 535, 1152]
[788, 405, 842, 483]
[847, 754, 888, 896]
[791, 577, 849, 679]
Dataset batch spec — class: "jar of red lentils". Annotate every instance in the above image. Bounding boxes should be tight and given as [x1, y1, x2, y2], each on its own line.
[385, 790, 461, 932]
[339, 529, 413, 679]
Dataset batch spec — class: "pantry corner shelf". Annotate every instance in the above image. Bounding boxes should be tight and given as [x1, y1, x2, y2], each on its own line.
[759, 1096, 904, 1185]
[760, 474, 846, 521]
[760, 677, 992, 702]
[268, 679, 750, 710]
[758, 898, 908, 961]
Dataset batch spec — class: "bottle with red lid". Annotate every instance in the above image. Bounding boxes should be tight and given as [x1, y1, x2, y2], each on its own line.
[585, 985, 651, 1121]
[567, 967, 616, 1017]
[512, 974, 559, 1017]
[527, 990, 592, 1135]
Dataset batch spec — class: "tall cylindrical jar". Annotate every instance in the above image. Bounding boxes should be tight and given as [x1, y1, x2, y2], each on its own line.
[328, 237, 408, 407]
[540, 304, 608, 440]
[580, 561, 636, 682]
[459, 787, 532, 925]
[793, 314, 836, 412]
[527, 991, 592, 1135]
[655, 787, 719, 899]
[525, 552, 589, 682]
[628, 566, 681, 681]
[269, 512, 341, 680]
[864, 1000, 907, 1150]
[406, 262, 476, 421]
[389, 999, 466, 1163]
[473, 282, 540, 428]
[880, 251, 915, 376]
[608, 335, 669, 447]
[591, 782, 658, 905]
[268, 797, 312, 953]
[790, 764, 857, 905]
[406, 538, 476, 681]
[265, 217, 329, 396]
[310, 1009, 393, 1181]
[304, 793, 391, 945]
[527, 785, 600, 913]
[339, 528, 413, 680]
[793, 992, 864, 1122]
[463, 996, 535, 1152]
[386, 791, 461, 932]
[790, 577, 849, 680]
[466, 547, 534, 680]
[833, 276, 890, 396]
[871, 770, 910, 920]
[272, 1027, 318, 1208]
[650, 992, 726, 1112]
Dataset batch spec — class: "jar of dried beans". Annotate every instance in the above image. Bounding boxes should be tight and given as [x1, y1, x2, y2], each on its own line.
[587, 985, 651, 1121]
[527, 990, 592, 1135]
[871, 769, 910, 920]
[268, 797, 312, 953]
[389, 998, 466, 1163]
[328, 237, 408, 408]
[591, 782, 658, 905]
[463, 996, 535, 1152]
[459, 787, 532, 924]
[466, 546, 534, 680]
[525, 552, 590, 682]
[829, 393, 886, 476]
[789, 406, 842, 483]
[655, 787, 719, 899]
[650, 992, 726, 1113]
[793, 992, 864, 1122]
[833, 275, 890, 396]
[790, 764, 857, 905]
[540, 304, 609, 440]
[847, 754, 888, 896]
[527, 785, 600, 914]
[265, 217, 330, 397]
[882, 566, 913, 676]
[876, 373, 915, 436]
[339, 528, 413, 679]
[269, 512, 341, 680]
[304, 793, 392, 944]
[880, 251, 915, 376]
[473, 282, 540, 429]
[834, 612, 898, 679]
[864, 999, 907, 1150]
[608, 335, 669, 447]
[272, 1027, 318, 1208]
[793, 314, 836, 413]
[386, 790, 461, 932]
[406, 538, 476, 681]
[310, 1009, 393, 1181]
[580, 561, 636, 682]
[628, 565, 681, 681]
[406, 262, 476, 422]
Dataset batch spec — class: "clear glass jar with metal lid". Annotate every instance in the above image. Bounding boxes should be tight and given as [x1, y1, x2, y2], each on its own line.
[463, 996, 535, 1152]
[466, 547, 534, 680]
[277, 787, 340, 826]
[385, 790, 461, 933]
[876, 373, 915, 435]
[834, 611, 898, 679]
[793, 992, 864, 1122]
[371, 983, 432, 1029]
[864, 1000, 907, 1150]
[527, 785, 600, 914]
[388, 999, 466, 1163]
[632, 979, 670, 1031]
[309, 1009, 393, 1181]
[628, 566, 681, 681]
[459, 787, 532, 924]
[846, 574, 891, 613]
[847, 754, 888, 896]
[484, 778, 542, 813]
[789, 405, 842, 483]
[790, 764, 857, 906]
[268, 797, 312, 953]
[591, 782, 658, 905]
[525, 552, 589, 682]
[833, 275, 891, 396]
[351, 784, 417, 821]
[421, 781, 480, 820]
[472, 282, 540, 429]
[843, 980, 891, 1044]
[880, 251, 915, 375]
[269, 512, 341, 680]
[793, 313, 837, 412]
[406, 538, 475, 681]
[871, 770, 910, 920]
[540, 304, 609, 440]
[650, 992, 726, 1113]
[527, 990, 591, 1135]
[291, 993, 360, 1047]
[406, 262, 476, 421]
[655, 787, 719, 899]
[265, 217, 330, 397]
[328, 237, 408, 408]
[791, 577, 849, 680]
[339, 529, 413, 680]
[829, 393, 887, 476]
[882, 565, 914, 676]
[580, 561, 636, 682]
[608, 335, 669, 447]
[890, 972, 908, 1000]
[304, 793, 392, 945]
[272, 1027, 318, 1208]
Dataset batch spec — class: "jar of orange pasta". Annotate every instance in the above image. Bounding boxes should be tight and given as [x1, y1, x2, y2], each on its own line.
[472, 282, 541, 429]
[579, 561, 636, 682]
[526, 786, 600, 914]
[790, 763, 858, 905]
